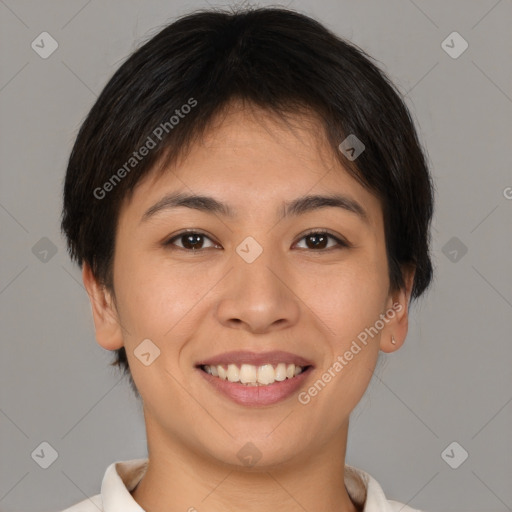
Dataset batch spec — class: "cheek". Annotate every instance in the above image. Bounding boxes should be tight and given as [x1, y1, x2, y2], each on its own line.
[114, 249, 212, 342]
[113, 256, 205, 395]
[302, 256, 389, 343]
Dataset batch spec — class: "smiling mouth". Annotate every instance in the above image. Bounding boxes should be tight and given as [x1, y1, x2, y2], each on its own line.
[197, 363, 311, 386]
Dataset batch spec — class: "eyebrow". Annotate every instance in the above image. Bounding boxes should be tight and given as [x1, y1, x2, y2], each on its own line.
[141, 191, 369, 224]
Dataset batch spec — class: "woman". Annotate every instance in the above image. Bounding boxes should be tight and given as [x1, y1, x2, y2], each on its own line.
[60, 6, 434, 511]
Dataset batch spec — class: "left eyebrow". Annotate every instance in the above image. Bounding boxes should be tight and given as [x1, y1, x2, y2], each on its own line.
[140, 191, 369, 225]
[141, 192, 235, 223]
[281, 193, 369, 224]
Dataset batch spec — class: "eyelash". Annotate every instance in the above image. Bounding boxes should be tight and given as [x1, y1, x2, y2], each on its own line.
[163, 229, 350, 252]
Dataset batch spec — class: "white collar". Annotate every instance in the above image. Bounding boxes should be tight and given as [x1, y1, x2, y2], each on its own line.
[65, 458, 421, 512]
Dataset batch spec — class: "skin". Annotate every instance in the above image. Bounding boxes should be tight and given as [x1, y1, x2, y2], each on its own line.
[83, 101, 414, 512]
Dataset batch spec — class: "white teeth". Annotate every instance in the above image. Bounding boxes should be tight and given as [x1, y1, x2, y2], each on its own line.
[202, 363, 306, 385]
[257, 364, 274, 385]
[275, 363, 287, 381]
[227, 364, 240, 383]
[239, 364, 257, 383]
[217, 365, 227, 380]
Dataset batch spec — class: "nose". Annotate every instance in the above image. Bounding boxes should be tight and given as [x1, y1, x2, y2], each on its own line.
[215, 245, 300, 334]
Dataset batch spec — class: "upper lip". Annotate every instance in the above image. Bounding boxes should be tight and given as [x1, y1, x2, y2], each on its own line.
[196, 350, 314, 368]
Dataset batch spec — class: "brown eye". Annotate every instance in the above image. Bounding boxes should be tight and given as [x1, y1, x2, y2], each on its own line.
[164, 231, 218, 251]
[163, 229, 349, 252]
[295, 230, 349, 250]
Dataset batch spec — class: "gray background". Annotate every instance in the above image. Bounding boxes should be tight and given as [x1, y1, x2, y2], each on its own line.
[0, 1, 511, 511]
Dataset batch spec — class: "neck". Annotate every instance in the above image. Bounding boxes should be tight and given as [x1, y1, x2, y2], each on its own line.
[131, 416, 361, 512]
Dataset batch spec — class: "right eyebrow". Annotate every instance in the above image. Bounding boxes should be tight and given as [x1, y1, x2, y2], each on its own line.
[140, 191, 369, 225]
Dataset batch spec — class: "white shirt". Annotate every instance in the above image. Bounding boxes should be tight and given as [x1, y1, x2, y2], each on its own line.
[60, 458, 423, 512]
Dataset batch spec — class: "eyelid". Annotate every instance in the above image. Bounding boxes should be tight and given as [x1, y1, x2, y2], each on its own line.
[163, 229, 219, 249]
[294, 228, 351, 249]
[163, 228, 351, 251]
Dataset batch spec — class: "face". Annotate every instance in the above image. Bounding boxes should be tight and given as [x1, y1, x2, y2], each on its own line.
[84, 103, 412, 469]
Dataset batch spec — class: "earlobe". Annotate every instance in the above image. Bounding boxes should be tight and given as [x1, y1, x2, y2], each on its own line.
[81, 263, 124, 351]
[380, 266, 415, 353]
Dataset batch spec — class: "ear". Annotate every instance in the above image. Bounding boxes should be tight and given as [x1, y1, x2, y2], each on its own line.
[82, 262, 124, 351]
[379, 265, 415, 354]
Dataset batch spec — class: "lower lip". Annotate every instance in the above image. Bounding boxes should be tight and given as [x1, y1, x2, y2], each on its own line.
[197, 366, 313, 406]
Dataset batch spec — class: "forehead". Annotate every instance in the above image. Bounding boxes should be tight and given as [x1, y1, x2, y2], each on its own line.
[119, 103, 382, 226]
